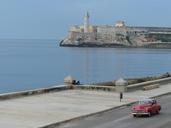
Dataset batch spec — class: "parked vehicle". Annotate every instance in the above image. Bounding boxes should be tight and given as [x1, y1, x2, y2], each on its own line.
[131, 98, 161, 117]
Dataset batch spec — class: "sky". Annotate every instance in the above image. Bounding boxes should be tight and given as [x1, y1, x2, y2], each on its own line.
[0, 0, 171, 39]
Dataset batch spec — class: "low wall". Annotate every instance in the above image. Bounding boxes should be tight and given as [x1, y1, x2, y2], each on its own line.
[76, 85, 115, 92]
[74, 76, 171, 92]
[127, 77, 171, 91]
[0, 85, 73, 101]
[1, 75, 171, 100]
[91, 72, 171, 86]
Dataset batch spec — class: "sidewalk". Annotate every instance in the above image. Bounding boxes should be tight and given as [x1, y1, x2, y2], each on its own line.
[0, 83, 171, 128]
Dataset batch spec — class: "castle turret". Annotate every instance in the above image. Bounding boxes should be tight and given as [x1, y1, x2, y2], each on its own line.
[84, 12, 90, 33]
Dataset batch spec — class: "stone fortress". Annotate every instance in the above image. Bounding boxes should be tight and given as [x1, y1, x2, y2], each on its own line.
[60, 12, 171, 48]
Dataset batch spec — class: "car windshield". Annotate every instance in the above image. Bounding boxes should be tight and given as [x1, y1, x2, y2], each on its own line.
[139, 100, 153, 105]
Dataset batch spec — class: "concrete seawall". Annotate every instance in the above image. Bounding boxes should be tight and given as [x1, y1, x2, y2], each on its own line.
[74, 76, 171, 92]
[91, 72, 171, 86]
[0, 85, 73, 101]
[127, 77, 171, 91]
[1, 76, 171, 101]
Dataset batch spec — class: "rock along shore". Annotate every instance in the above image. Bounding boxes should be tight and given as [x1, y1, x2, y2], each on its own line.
[60, 41, 171, 49]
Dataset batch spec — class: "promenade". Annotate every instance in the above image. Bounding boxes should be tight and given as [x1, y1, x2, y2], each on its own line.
[0, 82, 171, 128]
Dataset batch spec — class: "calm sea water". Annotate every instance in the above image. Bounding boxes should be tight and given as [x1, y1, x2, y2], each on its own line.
[1, 39, 171, 93]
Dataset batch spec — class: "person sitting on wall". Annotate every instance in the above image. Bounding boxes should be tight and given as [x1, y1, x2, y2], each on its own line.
[72, 80, 80, 85]
[76, 80, 80, 85]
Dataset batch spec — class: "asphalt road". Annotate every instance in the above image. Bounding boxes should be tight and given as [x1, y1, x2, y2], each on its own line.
[56, 94, 171, 128]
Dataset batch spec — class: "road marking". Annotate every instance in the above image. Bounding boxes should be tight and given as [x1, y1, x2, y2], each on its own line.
[92, 115, 131, 128]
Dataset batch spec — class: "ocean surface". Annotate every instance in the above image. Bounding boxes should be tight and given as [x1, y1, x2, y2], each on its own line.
[1, 39, 171, 93]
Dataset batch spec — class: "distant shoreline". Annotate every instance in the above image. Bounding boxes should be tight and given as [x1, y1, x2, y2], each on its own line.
[60, 41, 171, 49]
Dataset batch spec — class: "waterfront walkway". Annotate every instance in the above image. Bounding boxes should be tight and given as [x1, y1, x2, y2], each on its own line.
[0, 83, 171, 128]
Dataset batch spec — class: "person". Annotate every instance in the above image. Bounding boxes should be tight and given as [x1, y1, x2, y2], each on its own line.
[75, 80, 80, 85]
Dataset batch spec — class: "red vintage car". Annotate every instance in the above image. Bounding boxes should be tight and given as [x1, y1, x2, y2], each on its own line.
[131, 98, 161, 117]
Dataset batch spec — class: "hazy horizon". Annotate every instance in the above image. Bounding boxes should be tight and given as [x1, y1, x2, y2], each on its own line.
[0, 0, 171, 39]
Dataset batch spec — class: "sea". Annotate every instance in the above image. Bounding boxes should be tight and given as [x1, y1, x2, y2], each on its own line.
[1, 39, 171, 93]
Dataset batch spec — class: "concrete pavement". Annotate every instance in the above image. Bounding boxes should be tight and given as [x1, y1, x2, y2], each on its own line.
[0, 83, 171, 128]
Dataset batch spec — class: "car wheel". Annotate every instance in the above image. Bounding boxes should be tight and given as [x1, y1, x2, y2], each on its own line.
[133, 114, 137, 117]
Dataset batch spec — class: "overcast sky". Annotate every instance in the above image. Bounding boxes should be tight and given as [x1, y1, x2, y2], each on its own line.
[0, 0, 171, 39]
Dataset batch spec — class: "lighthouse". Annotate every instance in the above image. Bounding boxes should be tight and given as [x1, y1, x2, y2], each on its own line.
[84, 12, 90, 33]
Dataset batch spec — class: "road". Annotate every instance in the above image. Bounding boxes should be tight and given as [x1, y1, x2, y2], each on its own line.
[56, 94, 171, 128]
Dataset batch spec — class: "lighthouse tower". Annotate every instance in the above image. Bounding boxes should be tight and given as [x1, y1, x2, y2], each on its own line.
[84, 12, 90, 33]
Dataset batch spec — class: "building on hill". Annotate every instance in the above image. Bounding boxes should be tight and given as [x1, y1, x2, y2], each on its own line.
[61, 12, 171, 47]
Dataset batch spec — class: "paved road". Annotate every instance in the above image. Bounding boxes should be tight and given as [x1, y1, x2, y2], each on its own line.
[56, 94, 171, 128]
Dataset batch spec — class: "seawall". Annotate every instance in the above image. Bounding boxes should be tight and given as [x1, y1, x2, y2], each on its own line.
[0, 72, 170, 101]
[0, 85, 73, 101]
